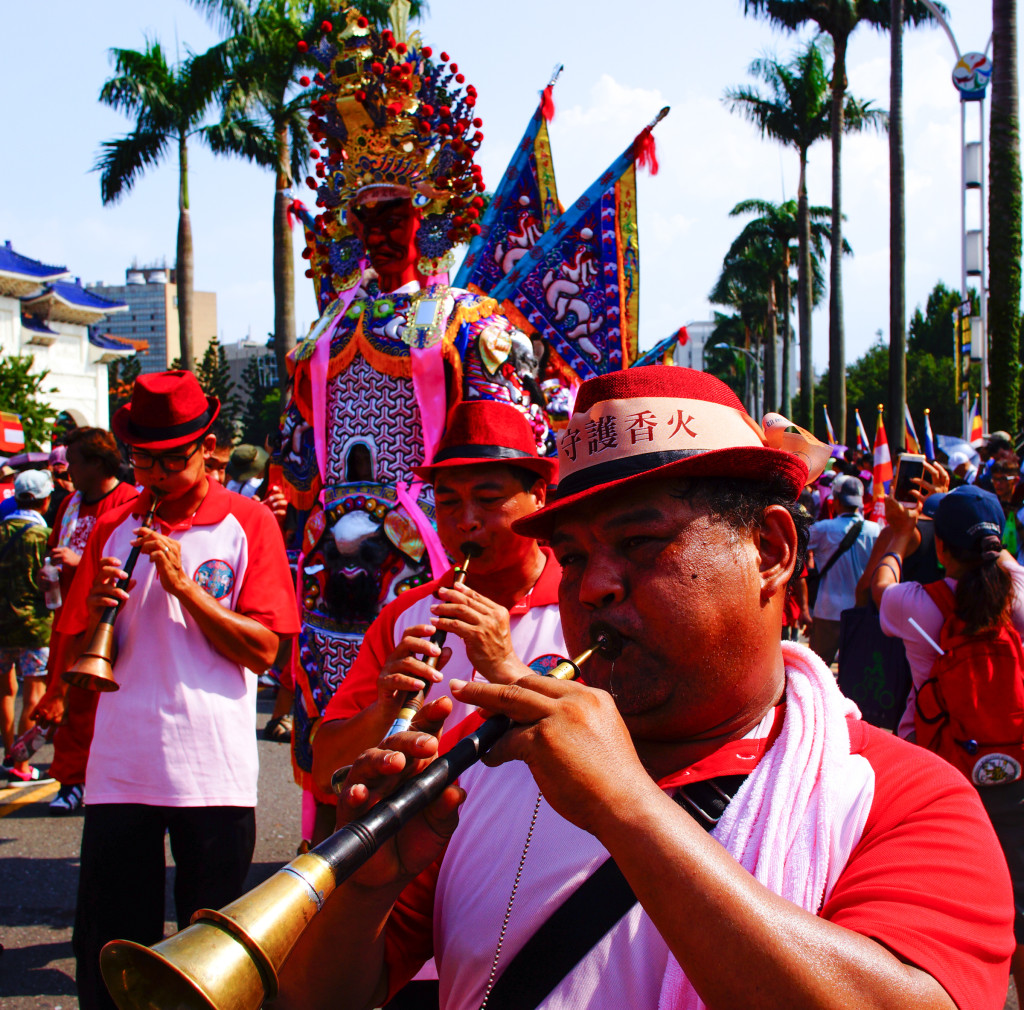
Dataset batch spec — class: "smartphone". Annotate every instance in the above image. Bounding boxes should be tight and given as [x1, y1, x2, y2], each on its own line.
[893, 453, 926, 506]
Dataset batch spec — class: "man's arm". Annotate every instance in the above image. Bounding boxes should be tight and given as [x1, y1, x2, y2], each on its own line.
[449, 676, 958, 1010]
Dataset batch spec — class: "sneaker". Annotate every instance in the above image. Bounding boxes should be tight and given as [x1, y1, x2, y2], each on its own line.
[5, 765, 54, 787]
[49, 783, 84, 812]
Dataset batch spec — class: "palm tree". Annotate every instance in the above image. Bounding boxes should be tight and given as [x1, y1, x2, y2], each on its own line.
[889, 0, 906, 451]
[742, 0, 938, 443]
[726, 198, 839, 417]
[989, 0, 1022, 434]
[724, 39, 885, 429]
[191, 1, 426, 390]
[95, 41, 231, 372]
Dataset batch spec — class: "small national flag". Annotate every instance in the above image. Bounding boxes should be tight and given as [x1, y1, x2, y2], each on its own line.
[0, 412, 25, 453]
[823, 404, 836, 445]
[969, 395, 983, 443]
[873, 405, 893, 505]
[855, 409, 871, 454]
[923, 408, 936, 461]
[904, 404, 921, 454]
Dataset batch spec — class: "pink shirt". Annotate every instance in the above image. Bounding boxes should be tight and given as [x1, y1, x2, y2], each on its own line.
[60, 481, 299, 806]
[879, 559, 1024, 737]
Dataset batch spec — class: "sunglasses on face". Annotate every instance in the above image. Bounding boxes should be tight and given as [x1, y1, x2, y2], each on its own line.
[129, 442, 201, 473]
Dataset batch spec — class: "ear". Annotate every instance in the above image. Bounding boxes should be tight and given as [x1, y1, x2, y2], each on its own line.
[530, 477, 548, 508]
[201, 433, 218, 456]
[754, 505, 798, 603]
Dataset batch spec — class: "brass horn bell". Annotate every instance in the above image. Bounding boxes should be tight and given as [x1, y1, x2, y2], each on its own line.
[63, 622, 119, 692]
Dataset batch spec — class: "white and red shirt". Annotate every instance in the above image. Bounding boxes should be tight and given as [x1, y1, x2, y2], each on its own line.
[60, 480, 299, 807]
[381, 707, 1013, 1010]
[879, 558, 1024, 738]
[323, 548, 566, 728]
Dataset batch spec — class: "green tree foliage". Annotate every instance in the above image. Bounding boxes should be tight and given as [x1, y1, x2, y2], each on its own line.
[238, 354, 283, 448]
[108, 357, 142, 419]
[195, 336, 244, 430]
[817, 280, 976, 442]
[0, 357, 57, 451]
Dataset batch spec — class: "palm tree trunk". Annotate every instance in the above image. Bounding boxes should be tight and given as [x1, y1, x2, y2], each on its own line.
[828, 30, 848, 445]
[797, 149, 813, 431]
[764, 280, 778, 414]
[781, 249, 793, 419]
[888, 0, 907, 452]
[176, 133, 195, 373]
[990, 0, 1022, 434]
[273, 123, 296, 393]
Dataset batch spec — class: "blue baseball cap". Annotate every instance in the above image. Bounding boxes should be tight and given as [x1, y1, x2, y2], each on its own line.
[932, 485, 1005, 552]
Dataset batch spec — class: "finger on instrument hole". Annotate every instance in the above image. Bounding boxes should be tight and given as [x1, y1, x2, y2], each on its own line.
[459, 673, 572, 702]
[449, 677, 558, 722]
[379, 672, 433, 697]
[397, 634, 442, 659]
[430, 602, 483, 627]
[409, 695, 454, 736]
[391, 656, 444, 682]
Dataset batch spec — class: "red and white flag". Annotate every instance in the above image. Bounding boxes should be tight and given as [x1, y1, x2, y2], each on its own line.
[871, 406, 892, 522]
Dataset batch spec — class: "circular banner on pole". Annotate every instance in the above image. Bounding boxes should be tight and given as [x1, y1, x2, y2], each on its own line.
[953, 52, 993, 100]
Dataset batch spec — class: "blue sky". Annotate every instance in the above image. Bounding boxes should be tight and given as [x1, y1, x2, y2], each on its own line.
[0, 0, 1008, 376]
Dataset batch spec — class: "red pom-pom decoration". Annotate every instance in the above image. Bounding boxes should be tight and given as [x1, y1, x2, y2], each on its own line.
[438, 123, 451, 134]
[314, 73, 325, 85]
[297, 40, 308, 52]
[471, 196, 484, 208]
[440, 51, 450, 62]
[473, 131, 483, 142]
[315, 162, 325, 177]
[450, 63, 459, 73]
[455, 74, 465, 84]
[472, 118, 483, 127]
[370, 61, 384, 75]
[475, 179, 486, 191]
[301, 248, 312, 259]
[388, 100, 404, 115]
[421, 104, 434, 116]
[355, 89, 366, 101]
[310, 149, 320, 159]
[306, 176, 316, 189]
[299, 76, 310, 87]
[465, 96, 476, 107]
[305, 268, 314, 278]
[439, 105, 451, 117]
[357, 16, 368, 27]
[396, 43, 408, 54]
[466, 207, 479, 220]
[421, 46, 432, 57]
[467, 85, 478, 96]
[469, 223, 482, 235]
[321, 20, 332, 32]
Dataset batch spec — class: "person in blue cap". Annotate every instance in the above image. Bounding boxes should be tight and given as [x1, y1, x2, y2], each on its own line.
[871, 482, 1024, 997]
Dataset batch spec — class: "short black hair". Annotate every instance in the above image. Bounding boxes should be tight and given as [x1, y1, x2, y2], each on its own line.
[506, 464, 546, 493]
[670, 476, 811, 595]
[207, 419, 234, 450]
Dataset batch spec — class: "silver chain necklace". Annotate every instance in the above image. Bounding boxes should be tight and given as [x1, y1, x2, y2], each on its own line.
[478, 789, 544, 1010]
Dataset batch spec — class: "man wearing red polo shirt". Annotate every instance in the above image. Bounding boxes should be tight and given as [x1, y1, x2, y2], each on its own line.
[312, 399, 565, 792]
[60, 372, 299, 1010]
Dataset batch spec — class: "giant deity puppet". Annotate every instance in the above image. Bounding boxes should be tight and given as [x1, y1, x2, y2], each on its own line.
[278, 5, 556, 803]
[278, 2, 671, 809]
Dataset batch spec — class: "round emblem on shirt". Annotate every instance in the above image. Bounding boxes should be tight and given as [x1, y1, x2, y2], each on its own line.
[193, 559, 236, 600]
[972, 753, 1022, 786]
[528, 654, 566, 676]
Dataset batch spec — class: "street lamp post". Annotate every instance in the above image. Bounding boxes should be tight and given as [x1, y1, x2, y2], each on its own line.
[707, 342, 763, 417]
[919, 0, 993, 438]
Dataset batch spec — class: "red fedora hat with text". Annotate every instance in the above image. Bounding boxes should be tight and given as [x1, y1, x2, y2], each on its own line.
[112, 371, 220, 451]
[413, 399, 558, 485]
[514, 366, 818, 540]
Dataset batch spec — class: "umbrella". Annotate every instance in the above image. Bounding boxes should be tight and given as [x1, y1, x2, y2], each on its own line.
[5, 451, 50, 468]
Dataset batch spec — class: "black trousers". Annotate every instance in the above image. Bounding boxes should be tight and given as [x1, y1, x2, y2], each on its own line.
[73, 803, 256, 1010]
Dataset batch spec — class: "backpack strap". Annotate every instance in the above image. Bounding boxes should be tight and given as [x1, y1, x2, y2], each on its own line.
[922, 579, 956, 619]
[817, 518, 864, 583]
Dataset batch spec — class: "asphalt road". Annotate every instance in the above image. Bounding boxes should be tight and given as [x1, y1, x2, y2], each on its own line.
[0, 690, 300, 1010]
[1, 689, 1020, 1010]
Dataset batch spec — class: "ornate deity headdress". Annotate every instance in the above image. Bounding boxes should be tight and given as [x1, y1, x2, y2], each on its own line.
[299, 1, 486, 301]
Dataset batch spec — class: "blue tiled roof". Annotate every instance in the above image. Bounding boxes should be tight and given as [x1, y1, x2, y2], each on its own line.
[20, 314, 58, 336]
[24, 280, 128, 313]
[89, 330, 136, 352]
[0, 241, 68, 281]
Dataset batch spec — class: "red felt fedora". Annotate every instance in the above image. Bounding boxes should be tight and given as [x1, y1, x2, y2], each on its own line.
[513, 365, 810, 540]
[111, 370, 220, 451]
[413, 399, 558, 485]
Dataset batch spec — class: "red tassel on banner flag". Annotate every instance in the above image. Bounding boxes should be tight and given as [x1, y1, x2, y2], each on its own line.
[540, 84, 555, 122]
[632, 127, 659, 175]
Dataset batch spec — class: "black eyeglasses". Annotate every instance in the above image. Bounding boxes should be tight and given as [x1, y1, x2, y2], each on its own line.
[129, 442, 201, 473]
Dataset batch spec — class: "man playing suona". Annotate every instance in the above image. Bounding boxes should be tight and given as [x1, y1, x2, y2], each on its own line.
[278, 366, 1012, 1010]
[312, 398, 564, 791]
[61, 372, 299, 1010]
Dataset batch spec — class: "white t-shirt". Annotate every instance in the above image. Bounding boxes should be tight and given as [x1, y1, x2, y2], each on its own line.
[60, 481, 299, 806]
[879, 558, 1024, 738]
[808, 513, 881, 621]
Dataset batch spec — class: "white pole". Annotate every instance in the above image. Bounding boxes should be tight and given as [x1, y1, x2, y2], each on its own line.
[979, 97, 990, 431]
[961, 99, 969, 441]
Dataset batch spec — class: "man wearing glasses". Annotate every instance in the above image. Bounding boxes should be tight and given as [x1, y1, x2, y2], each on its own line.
[58, 371, 300, 1010]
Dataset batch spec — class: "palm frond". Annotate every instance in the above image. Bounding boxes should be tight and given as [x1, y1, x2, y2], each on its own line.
[204, 114, 277, 169]
[187, 0, 256, 36]
[93, 129, 170, 204]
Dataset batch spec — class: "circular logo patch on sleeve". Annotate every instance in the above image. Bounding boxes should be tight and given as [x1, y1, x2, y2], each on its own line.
[193, 559, 236, 600]
[528, 654, 568, 677]
[972, 753, 1023, 787]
